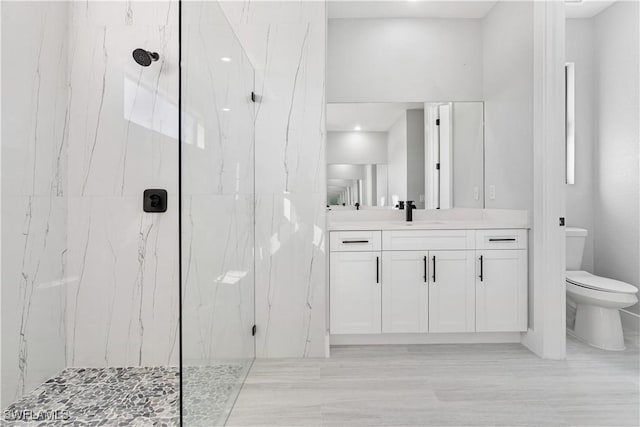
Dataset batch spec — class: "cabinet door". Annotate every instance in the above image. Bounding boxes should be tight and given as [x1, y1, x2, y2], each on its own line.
[382, 251, 429, 333]
[428, 250, 475, 333]
[476, 250, 527, 332]
[330, 251, 381, 334]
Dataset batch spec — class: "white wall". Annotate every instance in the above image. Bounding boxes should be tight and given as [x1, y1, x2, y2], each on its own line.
[328, 18, 483, 102]
[593, 1, 640, 313]
[452, 102, 485, 209]
[565, 3, 640, 315]
[327, 164, 365, 180]
[327, 131, 387, 164]
[365, 164, 374, 206]
[566, 19, 595, 272]
[219, 1, 327, 357]
[377, 164, 389, 206]
[387, 112, 407, 206]
[483, 2, 534, 212]
[1, 1, 68, 407]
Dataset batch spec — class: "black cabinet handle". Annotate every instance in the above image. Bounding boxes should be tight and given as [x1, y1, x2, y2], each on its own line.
[488, 238, 516, 242]
[342, 240, 369, 244]
[376, 256, 380, 284]
[479, 255, 484, 282]
[423, 256, 427, 283]
[432, 256, 436, 283]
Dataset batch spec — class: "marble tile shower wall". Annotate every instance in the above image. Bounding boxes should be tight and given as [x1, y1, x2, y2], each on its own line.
[219, 1, 327, 357]
[1, 2, 69, 407]
[65, 1, 180, 368]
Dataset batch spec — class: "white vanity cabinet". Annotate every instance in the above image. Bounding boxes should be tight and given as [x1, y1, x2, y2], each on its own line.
[381, 250, 476, 333]
[329, 227, 528, 340]
[428, 250, 476, 333]
[381, 251, 429, 333]
[475, 230, 528, 332]
[330, 231, 382, 334]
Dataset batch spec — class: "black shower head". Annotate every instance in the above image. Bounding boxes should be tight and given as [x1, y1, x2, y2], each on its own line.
[132, 48, 159, 67]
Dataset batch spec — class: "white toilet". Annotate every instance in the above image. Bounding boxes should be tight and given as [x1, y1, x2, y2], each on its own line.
[566, 227, 638, 350]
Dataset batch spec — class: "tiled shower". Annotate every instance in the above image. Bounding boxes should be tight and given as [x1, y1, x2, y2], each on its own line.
[2, 0, 327, 423]
[0, 1, 281, 424]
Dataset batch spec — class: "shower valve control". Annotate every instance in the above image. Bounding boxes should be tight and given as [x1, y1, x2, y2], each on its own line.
[143, 189, 167, 213]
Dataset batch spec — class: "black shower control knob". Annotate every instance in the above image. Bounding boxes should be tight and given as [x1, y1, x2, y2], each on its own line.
[150, 195, 161, 208]
[143, 189, 167, 212]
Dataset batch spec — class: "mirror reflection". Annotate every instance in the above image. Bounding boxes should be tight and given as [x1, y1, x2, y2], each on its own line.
[327, 102, 484, 210]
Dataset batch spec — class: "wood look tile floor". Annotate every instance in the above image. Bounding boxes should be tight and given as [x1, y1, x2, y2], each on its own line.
[226, 332, 639, 426]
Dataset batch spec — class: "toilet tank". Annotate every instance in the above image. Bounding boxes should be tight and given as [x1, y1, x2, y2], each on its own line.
[566, 227, 588, 270]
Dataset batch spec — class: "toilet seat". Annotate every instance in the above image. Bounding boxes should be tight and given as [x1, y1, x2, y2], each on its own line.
[566, 270, 638, 294]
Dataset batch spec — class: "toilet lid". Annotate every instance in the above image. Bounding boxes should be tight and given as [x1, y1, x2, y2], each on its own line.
[566, 271, 638, 294]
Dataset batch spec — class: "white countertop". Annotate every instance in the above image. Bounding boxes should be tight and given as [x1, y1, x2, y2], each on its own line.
[326, 208, 530, 231]
[328, 220, 529, 231]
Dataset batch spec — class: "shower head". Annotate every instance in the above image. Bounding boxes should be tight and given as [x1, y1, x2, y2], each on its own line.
[132, 48, 159, 67]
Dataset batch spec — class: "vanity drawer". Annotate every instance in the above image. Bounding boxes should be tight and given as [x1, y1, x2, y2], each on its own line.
[476, 229, 527, 250]
[382, 230, 475, 251]
[330, 231, 382, 252]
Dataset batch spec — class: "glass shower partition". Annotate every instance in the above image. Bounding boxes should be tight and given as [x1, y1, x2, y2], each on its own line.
[180, 2, 256, 425]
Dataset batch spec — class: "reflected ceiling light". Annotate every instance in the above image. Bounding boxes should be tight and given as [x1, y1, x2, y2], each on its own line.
[220, 57, 232, 62]
[222, 107, 231, 112]
[354, 125, 361, 131]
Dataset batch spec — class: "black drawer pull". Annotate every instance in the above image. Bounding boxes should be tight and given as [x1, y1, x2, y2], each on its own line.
[342, 240, 369, 244]
[432, 256, 436, 283]
[423, 256, 427, 283]
[488, 238, 516, 242]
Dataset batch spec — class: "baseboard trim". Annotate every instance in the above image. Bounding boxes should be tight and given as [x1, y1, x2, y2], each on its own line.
[330, 332, 521, 346]
[620, 309, 640, 332]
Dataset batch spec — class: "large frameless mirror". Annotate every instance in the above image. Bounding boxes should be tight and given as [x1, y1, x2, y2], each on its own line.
[327, 102, 484, 210]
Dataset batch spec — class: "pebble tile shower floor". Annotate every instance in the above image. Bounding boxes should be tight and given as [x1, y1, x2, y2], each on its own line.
[2, 364, 247, 426]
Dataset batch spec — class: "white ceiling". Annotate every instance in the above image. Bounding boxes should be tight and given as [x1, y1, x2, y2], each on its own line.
[328, 1, 497, 20]
[327, 102, 424, 132]
[328, 0, 617, 20]
[565, 0, 616, 18]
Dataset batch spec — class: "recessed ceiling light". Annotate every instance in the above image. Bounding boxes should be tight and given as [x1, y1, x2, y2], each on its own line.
[220, 57, 232, 62]
[354, 125, 361, 131]
[222, 108, 231, 112]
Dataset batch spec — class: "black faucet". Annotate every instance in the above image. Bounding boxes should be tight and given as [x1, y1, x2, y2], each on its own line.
[396, 201, 405, 210]
[355, 202, 360, 211]
[406, 201, 416, 222]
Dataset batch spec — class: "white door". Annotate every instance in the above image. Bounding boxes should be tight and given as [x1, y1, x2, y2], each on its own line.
[330, 251, 382, 334]
[382, 251, 429, 333]
[476, 250, 528, 332]
[428, 250, 475, 332]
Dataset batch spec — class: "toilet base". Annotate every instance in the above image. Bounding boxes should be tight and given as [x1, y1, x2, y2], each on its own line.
[573, 304, 625, 351]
